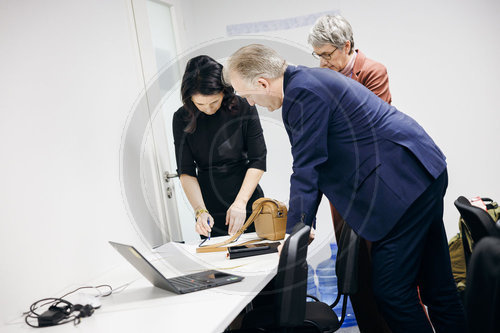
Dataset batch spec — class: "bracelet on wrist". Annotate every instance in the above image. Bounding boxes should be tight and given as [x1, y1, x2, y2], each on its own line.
[195, 208, 208, 220]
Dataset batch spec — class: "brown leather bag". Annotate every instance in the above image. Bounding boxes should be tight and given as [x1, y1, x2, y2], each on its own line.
[253, 198, 287, 240]
[196, 198, 287, 253]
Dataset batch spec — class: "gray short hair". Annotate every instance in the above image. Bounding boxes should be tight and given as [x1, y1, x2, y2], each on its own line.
[225, 44, 286, 86]
[308, 14, 355, 54]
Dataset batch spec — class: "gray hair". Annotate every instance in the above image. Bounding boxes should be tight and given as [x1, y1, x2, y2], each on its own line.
[308, 14, 355, 54]
[225, 44, 286, 86]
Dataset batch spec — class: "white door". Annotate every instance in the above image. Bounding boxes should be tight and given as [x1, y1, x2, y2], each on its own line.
[127, 0, 197, 247]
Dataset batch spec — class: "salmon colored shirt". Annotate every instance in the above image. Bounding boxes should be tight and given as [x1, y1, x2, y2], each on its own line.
[350, 49, 392, 104]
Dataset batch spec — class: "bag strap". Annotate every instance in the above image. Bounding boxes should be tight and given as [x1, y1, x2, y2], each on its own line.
[195, 201, 265, 253]
[195, 238, 264, 253]
[254, 198, 285, 217]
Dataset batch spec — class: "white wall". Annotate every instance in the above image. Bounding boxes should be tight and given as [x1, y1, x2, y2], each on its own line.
[0, 0, 193, 326]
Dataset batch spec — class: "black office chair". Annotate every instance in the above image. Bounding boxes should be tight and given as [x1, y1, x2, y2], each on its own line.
[235, 223, 359, 332]
[328, 223, 360, 326]
[463, 235, 500, 333]
[453, 196, 500, 268]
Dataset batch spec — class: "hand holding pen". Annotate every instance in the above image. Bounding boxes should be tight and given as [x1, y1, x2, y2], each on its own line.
[195, 210, 213, 238]
[198, 217, 213, 247]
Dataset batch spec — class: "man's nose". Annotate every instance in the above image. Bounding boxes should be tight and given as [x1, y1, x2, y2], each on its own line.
[320, 58, 329, 68]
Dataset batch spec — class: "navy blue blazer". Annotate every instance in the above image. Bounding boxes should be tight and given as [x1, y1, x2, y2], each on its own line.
[283, 65, 446, 241]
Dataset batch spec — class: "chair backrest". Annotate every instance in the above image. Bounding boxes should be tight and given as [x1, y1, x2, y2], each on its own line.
[336, 224, 360, 295]
[454, 196, 500, 267]
[464, 236, 500, 333]
[329, 223, 360, 326]
[274, 223, 310, 327]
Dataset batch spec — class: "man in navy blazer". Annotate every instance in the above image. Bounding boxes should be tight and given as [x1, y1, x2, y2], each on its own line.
[226, 44, 465, 333]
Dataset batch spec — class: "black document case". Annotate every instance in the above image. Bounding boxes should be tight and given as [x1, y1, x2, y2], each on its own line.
[227, 242, 280, 259]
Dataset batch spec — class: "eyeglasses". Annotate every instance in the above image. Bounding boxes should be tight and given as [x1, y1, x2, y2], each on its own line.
[312, 47, 338, 60]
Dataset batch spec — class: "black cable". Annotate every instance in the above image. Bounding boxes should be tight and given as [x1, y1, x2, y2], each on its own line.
[27, 298, 72, 317]
[24, 284, 114, 328]
[25, 313, 77, 328]
[24, 284, 113, 315]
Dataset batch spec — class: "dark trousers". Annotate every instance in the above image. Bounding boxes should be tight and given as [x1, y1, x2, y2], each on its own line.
[371, 170, 465, 333]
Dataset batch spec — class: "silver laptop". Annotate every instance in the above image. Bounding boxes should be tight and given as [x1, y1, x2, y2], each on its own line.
[109, 241, 244, 294]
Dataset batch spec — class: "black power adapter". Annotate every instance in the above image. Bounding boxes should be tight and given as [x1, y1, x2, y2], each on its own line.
[37, 306, 69, 327]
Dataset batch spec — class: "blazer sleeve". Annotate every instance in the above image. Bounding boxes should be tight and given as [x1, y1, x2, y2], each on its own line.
[244, 105, 267, 171]
[172, 111, 197, 177]
[285, 88, 329, 233]
[359, 63, 392, 104]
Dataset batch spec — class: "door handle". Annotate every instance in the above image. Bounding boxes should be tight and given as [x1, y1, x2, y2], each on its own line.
[164, 171, 179, 183]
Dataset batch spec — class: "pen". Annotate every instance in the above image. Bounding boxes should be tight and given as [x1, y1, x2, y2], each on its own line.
[207, 217, 211, 240]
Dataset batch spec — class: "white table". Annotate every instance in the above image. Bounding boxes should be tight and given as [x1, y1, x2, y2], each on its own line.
[5, 234, 279, 333]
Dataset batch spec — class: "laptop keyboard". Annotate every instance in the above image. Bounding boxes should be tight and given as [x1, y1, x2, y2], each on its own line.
[169, 275, 208, 290]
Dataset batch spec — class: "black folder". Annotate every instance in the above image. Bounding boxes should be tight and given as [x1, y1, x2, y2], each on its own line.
[227, 242, 280, 259]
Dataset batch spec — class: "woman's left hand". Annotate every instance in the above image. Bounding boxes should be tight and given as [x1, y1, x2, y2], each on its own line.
[226, 200, 247, 235]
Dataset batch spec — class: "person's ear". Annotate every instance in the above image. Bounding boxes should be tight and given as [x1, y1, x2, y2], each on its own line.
[344, 41, 351, 54]
[256, 78, 270, 91]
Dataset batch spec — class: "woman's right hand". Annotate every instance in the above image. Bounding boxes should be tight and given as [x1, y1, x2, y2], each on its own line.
[195, 211, 214, 237]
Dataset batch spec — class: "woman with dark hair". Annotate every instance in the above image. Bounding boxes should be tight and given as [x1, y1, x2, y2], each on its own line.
[172, 55, 266, 237]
